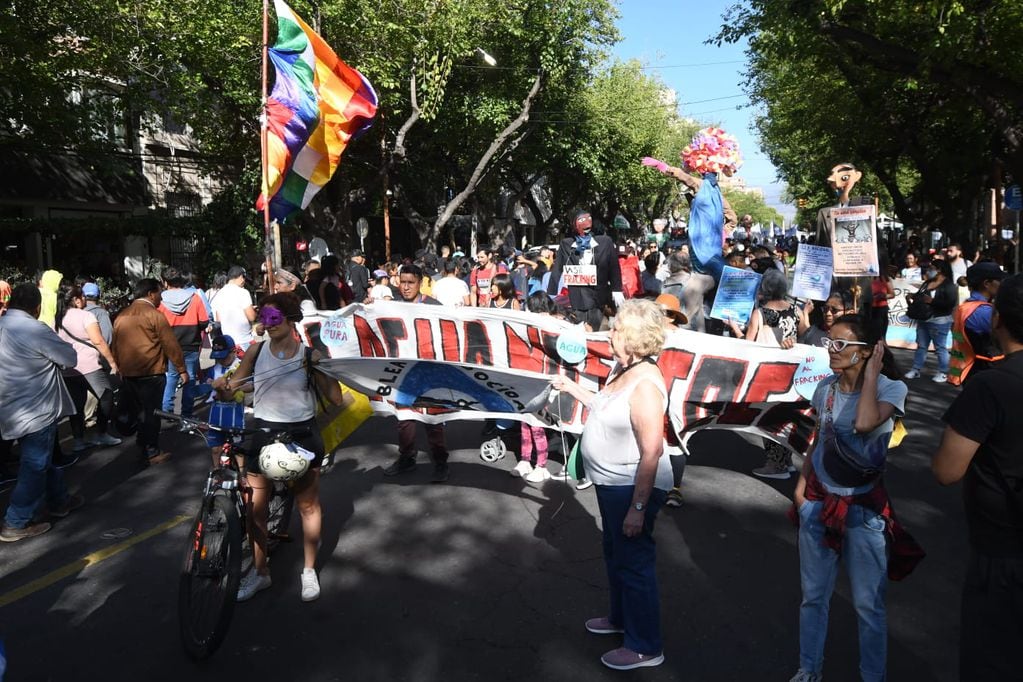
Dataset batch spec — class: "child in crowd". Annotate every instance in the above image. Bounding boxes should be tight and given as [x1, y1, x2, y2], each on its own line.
[513, 292, 559, 483]
[369, 275, 393, 301]
[198, 335, 246, 466]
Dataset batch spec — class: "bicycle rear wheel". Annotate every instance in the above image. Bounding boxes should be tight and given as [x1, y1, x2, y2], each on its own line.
[178, 492, 242, 660]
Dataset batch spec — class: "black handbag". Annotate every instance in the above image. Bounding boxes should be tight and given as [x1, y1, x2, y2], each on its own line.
[819, 383, 884, 487]
[905, 291, 933, 321]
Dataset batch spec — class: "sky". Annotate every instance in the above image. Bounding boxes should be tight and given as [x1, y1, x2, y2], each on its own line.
[612, 0, 795, 222]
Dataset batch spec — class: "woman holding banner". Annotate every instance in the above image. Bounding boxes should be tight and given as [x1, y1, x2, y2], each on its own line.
[790, 314, 922, 682]
[551, 299, 671, 671]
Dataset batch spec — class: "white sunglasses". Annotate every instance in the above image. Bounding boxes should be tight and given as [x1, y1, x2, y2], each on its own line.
[822, 337, 869, 353]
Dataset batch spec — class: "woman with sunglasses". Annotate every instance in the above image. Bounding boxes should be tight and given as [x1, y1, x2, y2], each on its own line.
[798, 291, 856, 347]
[214, 292, 342, 602]
[790, 315, 918, 682]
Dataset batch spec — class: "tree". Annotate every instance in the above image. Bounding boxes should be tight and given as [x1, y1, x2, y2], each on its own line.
[714, 1, 1023, 240]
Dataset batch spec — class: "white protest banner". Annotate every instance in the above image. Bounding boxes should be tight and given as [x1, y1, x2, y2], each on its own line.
[301, 302, 830, 455]
[828, 205, 880, 277]
[791, 244, 834, 301]
[709, 266, 762, 325]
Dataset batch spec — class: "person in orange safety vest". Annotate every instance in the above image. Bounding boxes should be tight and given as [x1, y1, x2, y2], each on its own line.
[948, 262, 1006, 385]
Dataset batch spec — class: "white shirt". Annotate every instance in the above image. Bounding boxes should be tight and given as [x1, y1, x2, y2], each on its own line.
[211, 283, 253, 345]
[950, 257, 971, 280]
[369, 284, 393, 301]
[432, 276, 470, 307]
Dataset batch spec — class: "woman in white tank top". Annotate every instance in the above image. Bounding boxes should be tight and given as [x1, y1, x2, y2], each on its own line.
[551, 299, 670, 671]
[215, 292, 342, 603]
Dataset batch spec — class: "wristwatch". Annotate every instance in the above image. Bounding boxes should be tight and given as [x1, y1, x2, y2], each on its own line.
[633, 502, 645, 511]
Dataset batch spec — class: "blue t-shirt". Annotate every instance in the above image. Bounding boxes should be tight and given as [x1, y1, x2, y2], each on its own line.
[810, 374, 907, 495]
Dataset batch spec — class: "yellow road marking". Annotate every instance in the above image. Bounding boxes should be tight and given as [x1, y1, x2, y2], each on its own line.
[0, 514, 191, 609]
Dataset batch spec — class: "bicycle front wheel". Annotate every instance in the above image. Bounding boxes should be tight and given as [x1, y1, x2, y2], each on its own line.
[178, 492, 242, 660]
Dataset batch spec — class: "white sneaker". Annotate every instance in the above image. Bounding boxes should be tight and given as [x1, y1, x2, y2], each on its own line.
[511, 460, 533, 478]
[575, 477, 593, 491]
[525, 466, 551, 483]
[236, 571, 271, 601]
[931, 372, 948, 383]
[94, 433, 122, 447]
[300, 568, 320, 602]
[903, 369, 920, 379]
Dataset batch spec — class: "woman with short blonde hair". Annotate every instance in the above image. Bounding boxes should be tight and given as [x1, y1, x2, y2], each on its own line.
[552, 298, 672, 670]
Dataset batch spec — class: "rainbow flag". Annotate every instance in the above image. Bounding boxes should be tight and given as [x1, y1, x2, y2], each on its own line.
[257, 0, 378, 224]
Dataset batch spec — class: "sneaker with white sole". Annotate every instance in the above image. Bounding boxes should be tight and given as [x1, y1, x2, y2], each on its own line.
[585, 616, 624, 634]
[524, 466, 551, 483]
[600, 647, 664, 670]
[575, 477, 593, 491]
[752, 462, 792, 480]
[511, 460, 533, 478]
[236, 571, 272, 601]
[93, 432, 122, 447]
[931, 372, 948, 383]
[904, 369, 921, 379]
[301, 568, 320, 602]
[789, 669, 823, 682]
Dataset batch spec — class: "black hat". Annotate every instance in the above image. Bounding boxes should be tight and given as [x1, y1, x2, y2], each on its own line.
[966, 261, 1006, 287]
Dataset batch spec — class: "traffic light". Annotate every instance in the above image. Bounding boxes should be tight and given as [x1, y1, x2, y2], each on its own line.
[797, 197, 808, 209]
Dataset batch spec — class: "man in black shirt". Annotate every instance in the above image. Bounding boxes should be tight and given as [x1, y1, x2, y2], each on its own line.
[346, 250, 370, 304]
[382, 264, 450, 483]
[934, 273, 1023, 681]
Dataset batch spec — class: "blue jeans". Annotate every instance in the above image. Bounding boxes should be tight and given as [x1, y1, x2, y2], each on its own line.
[797, 500, 889, 681]
[4, 423, 68, 529]
[594, 484, 668, 656]
[912, 318, 951, 373]
[163, 350, 200, 417]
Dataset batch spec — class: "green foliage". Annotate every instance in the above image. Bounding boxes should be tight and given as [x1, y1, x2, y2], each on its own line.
[714, 0, 1023, 240]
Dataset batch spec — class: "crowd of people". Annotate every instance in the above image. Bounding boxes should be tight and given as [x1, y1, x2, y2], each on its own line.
[0, 212, 1020, 678]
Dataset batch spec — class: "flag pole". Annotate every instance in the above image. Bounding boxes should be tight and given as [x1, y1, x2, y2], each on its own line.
[261, 0, 276, 294]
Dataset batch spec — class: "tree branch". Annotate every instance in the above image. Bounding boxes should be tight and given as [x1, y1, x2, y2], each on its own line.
[432, 72, 544, 242]
[393, 72, 420, 161]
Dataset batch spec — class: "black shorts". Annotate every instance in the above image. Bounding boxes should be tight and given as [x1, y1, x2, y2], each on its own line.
[245, 417, 325, 476]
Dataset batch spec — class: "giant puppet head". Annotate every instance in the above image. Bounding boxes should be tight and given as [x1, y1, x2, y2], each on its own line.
[827, 162, 862, 205]
[573, 211, 593, 237]
[680, 127, 743, 177]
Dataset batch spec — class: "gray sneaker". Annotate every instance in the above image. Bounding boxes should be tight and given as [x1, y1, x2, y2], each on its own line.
[789, 670, 823, 682]
[753, 462, 791, 480]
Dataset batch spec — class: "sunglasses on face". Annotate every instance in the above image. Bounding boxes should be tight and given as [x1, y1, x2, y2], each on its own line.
[257, 307, 286, 327]
[822, 337, 869, 353]
[824, 306, 845, 315]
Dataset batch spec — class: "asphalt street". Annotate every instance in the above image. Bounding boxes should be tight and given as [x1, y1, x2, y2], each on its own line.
[0, 349, 968, 682]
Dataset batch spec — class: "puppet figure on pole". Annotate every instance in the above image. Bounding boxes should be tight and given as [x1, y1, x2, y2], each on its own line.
[256, 0, 379, 294]
[641, 127, 743, 331]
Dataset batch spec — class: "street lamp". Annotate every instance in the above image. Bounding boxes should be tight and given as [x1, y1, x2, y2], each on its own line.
[475, 47, 497, 66]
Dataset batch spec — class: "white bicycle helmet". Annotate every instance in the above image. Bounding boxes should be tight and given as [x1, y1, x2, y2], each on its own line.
[258, 442, 310, 482]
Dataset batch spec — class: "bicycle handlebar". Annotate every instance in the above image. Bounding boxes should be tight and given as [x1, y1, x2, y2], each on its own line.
[154, 410, 311, 440]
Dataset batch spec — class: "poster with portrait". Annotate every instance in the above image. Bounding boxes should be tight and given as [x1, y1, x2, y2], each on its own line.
[828, 205, 880, 277]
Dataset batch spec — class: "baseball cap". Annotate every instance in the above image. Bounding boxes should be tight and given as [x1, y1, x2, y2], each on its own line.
[655, 294, 688, 325]
[227, 265, 247, 280]
[966, 261, 1006, 286]
[210, 335, 237, 359]
[351, 249, 364, 258]
[452, 250, 465, 258]
[373, 269, 388, 278]
[82, 282, 100, 298]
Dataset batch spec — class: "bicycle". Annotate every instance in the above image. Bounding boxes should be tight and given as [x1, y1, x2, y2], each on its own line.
[156, 410, 307, 660]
